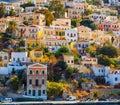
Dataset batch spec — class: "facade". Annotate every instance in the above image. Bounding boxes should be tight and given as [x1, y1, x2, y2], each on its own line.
[0, 52, 9, 67]
[67, 3, 84, 18]
[81, 56, 98, 66]
[65, 28, 78, 42]
[11, 52, 28, 63]
[77, 26, 92, 40]
[18, 24, 43, 39]
[19, 12, 46, 25]
[27, 63, 47, 100]
[91, 64, 110, 77]
[106, 70, 120, 86]
[30, 50, 43, 63]
[63, 54, 74, 67]
[44, 35, 68, 52]
[99, 21, 120, 32]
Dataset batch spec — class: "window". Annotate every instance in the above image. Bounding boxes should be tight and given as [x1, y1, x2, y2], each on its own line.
[42, 70, 44, 75]
[99, 69, 100, 72]
[4, 56, 7, 60]
[42, 79, 44, 85]
[115, 77, 118, 81]
[38, 90, 41, 96]
[36, 70, 39, 74]
[43, 90, 45, 94]
[35, 79, 38, 86]
[29, 90, 31, 94]
[30, 70, 33, 74]
[29, 79, 32, 84]
[22, 58, 24, 61]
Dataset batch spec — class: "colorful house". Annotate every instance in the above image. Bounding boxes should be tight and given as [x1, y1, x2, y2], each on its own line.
[27, 63, 47, 100]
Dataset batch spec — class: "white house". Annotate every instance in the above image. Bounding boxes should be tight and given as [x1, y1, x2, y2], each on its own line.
[65, 28, 78, 42]
[11, 52, 28, 63]
[106, 70, 120, 86]
[91, 64, 110, 77]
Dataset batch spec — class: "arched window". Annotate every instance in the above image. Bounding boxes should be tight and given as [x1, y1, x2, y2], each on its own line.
[36, 70, 39, 74]
[42, 70, 44, 75]
[30, 70, 33, 74]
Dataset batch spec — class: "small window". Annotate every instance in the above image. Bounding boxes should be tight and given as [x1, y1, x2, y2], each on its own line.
[29, 79, 32, 84]
[30, 70, 33, 74]
[42, 79, 44, 85]
[42, 70, 44, 75]
[115, 77, 118, 81]
[43, 90, 45, 94]
[35, 79, 38, 86]
[29, 90, 31, 94]
[36, 70, 39, 74]
[38, 90, 41, 96]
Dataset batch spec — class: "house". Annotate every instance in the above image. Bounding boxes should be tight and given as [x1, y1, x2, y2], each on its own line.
[106, 70, 120, 86]
[76, 40, 89, 54]
[63, 54, 74, 67]
[91, 30, 112, 45]
[17, 24, 43, 39]
[99, 21, 120, 32]
[65, 28, 78, 42]
[44, 35, 68, 52]
[27, 63, 47, 100]
[0, 52, 9, 67]
[81, 56, 98, 66]
[91, 64, 110, 77]
[43, 27, 55, 36]
[11, 52, 28, 63]
[77, 26, 92, 41]
[51, 18, 71, 30]
[81, 79, 96, 91]
[89, 13, 106, 24]
[19, 12, 46, 25]
[67, 3, 85, 19]
[30, 49, 43, 63]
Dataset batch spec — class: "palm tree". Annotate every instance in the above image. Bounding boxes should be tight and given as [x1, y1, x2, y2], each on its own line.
[6, 21, 18, 37]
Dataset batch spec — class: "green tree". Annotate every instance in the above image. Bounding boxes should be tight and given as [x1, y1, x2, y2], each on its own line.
[65, 67, 79, 79]
[98, 54, 115, 66]
[47, 81, 66, 98]
[109, 92, 115, 97]
[71, 19, 78, 28]
[9, 9, 16, 16]
[6, 21, 18, 36]
[81, 78, 88, 83]
[20, 2, 35, 9]
[93, 91, 98, 98]
[55, 46, 69, 58]
[55, 61, 67, 70]
[97, 45, 118, 58]
[10, 76, 19, 91]
[80, 18, 98, 30]
[48, 0, 65, 18]
[0, 3, 6, 18]
[35, 9, 54, 26]
[84, 9, 93, 15]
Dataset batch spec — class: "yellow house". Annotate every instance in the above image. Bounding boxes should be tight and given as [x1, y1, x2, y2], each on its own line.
[30, 49, 43, 63]
[0, 52, 9, 67]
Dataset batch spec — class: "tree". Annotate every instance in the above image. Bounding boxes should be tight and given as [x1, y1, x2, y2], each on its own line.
[9, 9, 16, 16]
[20, 2, 35, 9]
[0, 3, 6, 18]
[10, 76, 19, 91]
[80, 18, 98, 30]
[98, 54, 115, 66]
[97, 45, 118, 58]
[93, 92, 98, 98]
[54, 61, 67, 71]
[35, 9, 54, 26]
[6, 21, 18, 36]
[47, 81, 66, 98]
[71, 19, 78, 28]
[65, 67, 79, 79]
[48, 0, 65, 18]
[84, 9, 93, 15]
[55, 46, 69, 57]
